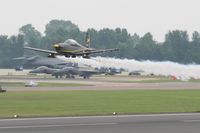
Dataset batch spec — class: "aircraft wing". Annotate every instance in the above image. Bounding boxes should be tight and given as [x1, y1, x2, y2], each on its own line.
[74, 48, 119, 56]
[24, 46, 58, 54]
[12, 57, 26, 60]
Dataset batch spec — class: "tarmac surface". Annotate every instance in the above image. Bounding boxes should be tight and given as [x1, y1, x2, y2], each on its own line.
[3, 82, 200, 92]
[1, 76, 200, 91]
[1, 69, 200, 92]
[0, 113, 200, 133]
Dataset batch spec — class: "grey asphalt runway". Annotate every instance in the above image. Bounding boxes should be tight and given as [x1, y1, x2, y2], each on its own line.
[0, 113, 200, 133]
[4, 83, 200, 92]
[4, 81, 200, 91]
[1, 75, 200, 91]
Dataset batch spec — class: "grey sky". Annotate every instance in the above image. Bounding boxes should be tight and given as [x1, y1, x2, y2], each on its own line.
[0, 0, 200, 41]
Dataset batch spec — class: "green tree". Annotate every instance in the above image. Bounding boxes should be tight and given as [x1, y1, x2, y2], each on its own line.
[164, 30, 190, 63]
[44, 20, 80, 50]
[188, 31, 200, 63]
[0, 36, 11, 67]
[192, 31, 200, 45]
[135, 33, 158, 60]
[19, 24, 42, 48]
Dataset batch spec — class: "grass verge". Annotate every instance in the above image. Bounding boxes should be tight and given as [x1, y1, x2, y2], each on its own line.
[1, 90, 200, 118]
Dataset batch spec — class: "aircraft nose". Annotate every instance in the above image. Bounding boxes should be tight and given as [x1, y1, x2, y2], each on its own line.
[53, 44, 61, 48]
[29, 70, 36, 73]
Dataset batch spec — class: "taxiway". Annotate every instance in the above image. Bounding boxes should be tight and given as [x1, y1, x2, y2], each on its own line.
[0, 113, 200, 133]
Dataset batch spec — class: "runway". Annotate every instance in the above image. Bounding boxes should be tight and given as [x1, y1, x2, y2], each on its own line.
[0, 113, 200, 133]
[4, 81, 200, 91]
[1, 76, 200, 91]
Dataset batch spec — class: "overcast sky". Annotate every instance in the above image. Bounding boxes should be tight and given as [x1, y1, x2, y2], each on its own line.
[0, 0, 200, 41]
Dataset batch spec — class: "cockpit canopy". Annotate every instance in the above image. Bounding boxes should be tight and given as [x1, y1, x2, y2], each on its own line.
[64, 39, 81, 47]
[37, 66, 49, 70]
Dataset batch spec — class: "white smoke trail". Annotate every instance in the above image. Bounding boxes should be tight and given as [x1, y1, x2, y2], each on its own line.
[57, 56, 200, 80]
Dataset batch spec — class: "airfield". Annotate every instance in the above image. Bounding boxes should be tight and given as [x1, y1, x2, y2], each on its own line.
[1, 69, 200, 115]
[1, 69, 200, 91]
[1, 69, 200, 132]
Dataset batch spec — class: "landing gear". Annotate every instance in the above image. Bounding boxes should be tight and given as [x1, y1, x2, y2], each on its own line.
[71, 55, 76, 58]
[83, 55, 90, 59]
[83, 76, 89, 79]
[66, 74, 75, 79]
[65, 55, 70, 58]
[48, 53, 55, 58]
[54, 75, 63, 78]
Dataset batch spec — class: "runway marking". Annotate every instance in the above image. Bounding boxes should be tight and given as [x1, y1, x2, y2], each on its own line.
[183, 119, 200, 123]
[0, 123, 117, 129]
[0, 113, 200, 122]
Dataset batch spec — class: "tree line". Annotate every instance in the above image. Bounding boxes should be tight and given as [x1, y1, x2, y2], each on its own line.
[1, 19, 200, 68]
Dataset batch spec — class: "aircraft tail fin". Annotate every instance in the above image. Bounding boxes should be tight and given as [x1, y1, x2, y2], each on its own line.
[84, 32, 90, 48]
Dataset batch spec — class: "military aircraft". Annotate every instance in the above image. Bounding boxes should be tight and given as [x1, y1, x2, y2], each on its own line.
[96, 67, 124, 75]
[30, 64, 102, 79]
[24, 33, 119, 58]
[29, 66, 65, 78]
[29, 66, 59, 74]
[12, 50, 70, 68]
[53, 64, 102, 79]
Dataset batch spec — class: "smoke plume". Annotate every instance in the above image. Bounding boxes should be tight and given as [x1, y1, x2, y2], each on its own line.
[57, 56, 200, 80]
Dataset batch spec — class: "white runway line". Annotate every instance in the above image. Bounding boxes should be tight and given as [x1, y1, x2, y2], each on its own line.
[183, 119, 200, 123]
[1, 113, 200, 122]
[0, 123, 117, 129]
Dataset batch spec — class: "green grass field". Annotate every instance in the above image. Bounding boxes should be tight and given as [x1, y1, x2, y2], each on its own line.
[1, 90, 200, 118]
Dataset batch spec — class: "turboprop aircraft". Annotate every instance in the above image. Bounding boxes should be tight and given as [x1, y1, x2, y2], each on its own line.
[24, 33, 119, 58]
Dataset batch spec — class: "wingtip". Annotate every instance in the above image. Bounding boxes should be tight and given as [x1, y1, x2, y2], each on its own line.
[115, 48, 119, 51]
[24, 46, 30, 49]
